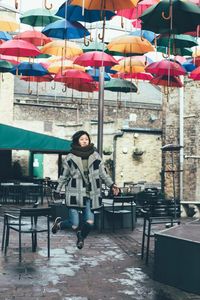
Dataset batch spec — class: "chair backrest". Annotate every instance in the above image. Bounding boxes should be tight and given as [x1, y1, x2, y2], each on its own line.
[20, 207, 51, 217]
[113, 196, 135, 203]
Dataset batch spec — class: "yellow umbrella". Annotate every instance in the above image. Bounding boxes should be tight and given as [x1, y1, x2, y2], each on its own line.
[112, 56, 146, 73]
[70, 0, 139, 10]
[107, 35, 155, 55]
[0, 16, 20, 32]
[48, 59, 85, 74]
[192, 46, 200, 58]
[40, 40, 83, 58]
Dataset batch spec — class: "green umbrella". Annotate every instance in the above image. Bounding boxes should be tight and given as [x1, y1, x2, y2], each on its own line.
[82, 41, 107, 52]
[0, 59, 13, 72]
[104, 78, 138, 93]
[156, 34, 198, 49]
[157, 46, 193, 57]
[20, 8, 60, 27]
[140, 0, 200, 34]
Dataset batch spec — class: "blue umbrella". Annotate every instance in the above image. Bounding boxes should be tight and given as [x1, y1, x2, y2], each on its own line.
[42, 19, 90, 40]
[130, 30, 156, 43]
[0, 31, 12, 41]
[87, 67, 110, 81]
[182, 62, 196, 72]
[10, 62, 49, 76]
[56, 2, 115, 22]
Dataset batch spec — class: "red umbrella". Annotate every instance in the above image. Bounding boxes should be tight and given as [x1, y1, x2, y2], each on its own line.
[14, 30, 52, 47]
[20, 74, 54, 82]
[189, 66, 200, 80]
[73, 51, 118, 68]
[150, 75, 183, 87]
[145, 60, 186, 76]
[112, 72, 153, 80]
[54, 69, 93, 84]
[66, 81, 98, 92]
[0, 40, 41, 57]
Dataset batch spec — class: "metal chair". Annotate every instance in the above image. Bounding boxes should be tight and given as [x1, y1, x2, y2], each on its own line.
[103, 195, 136, 232]
[2, 206, 51, 262]
[141, 210, 180, 265]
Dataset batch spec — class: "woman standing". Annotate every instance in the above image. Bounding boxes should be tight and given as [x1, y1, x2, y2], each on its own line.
[52, 130, 119, 249]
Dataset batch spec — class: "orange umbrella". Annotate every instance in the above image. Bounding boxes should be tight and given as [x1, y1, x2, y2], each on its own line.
[40, 40, 83, 58]
[112, 56, 146, 73]
[0, 16, 20, 32]
[14, 30, 52, 47]
[48, 59, 85, 74]
[107, 35, 155, 55]
[70, 0, 139, 10]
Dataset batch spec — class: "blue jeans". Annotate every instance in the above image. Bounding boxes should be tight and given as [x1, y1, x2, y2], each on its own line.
[60, 198, 94, 230]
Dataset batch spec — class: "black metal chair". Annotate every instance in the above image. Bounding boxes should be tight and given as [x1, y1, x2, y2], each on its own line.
[141, 210, 180, 265]
[2, 206, 51, 262]
[103, 195, 136, 232]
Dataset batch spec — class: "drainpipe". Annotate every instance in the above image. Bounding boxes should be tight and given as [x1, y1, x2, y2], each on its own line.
[113, 131, 124, 182]
[179, 76, 184, 201]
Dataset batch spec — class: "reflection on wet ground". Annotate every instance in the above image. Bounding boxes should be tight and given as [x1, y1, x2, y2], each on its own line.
[0, 206, 200, 300]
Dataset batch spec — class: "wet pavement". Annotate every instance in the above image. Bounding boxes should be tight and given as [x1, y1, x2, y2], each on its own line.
[0, 205, 200, 300]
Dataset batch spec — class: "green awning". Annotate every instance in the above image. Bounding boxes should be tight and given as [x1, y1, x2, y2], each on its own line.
[0, 123, 71, 153]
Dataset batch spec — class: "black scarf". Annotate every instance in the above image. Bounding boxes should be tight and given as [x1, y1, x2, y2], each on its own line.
[71, 143, 95, 159]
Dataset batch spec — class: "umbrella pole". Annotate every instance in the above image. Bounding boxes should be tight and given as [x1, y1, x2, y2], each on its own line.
[97, 66, 105, 156]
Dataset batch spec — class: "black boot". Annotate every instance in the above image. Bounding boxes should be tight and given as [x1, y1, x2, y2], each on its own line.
[81, 222, 93, 239]
[76, 230, 84, 249]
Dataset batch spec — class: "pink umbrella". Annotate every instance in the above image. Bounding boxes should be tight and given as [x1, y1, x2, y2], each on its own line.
[145, 60, 186, 76]
[73, 51, 118, 67]
[0, 54, 20, 65]
[112, 72, 153, 80]
[54, 69, 93, 84]
[14, 30, 52, 47]
[0, 40, 41, 57]
[117, 0, 160, 19]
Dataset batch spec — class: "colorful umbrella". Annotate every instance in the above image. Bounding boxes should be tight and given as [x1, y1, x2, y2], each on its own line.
[104, 78, 138, 93]
[56, 2, 115, 22]
[112, 56, 146, 73]
[140, 0, 200, 34]
[0, 60, 14, 73]
[0, 40, 41, 57]
[0, 16, 20, 32]
[73, 51, 118, 67]
[145, 60, 186, 76]
[54, 69, 93, 83]
[66, 81, 98, 92]
[157, 46, 193, 57]
[42, 19, 90, 40]
[150, 74, 183, 87]
[87, 68, 110, 81]
[82, 41, 107, 53]
[40, 40, 83, 58]
[0, 31, 12, 41]
[117, 0, 160, 19]
[20, 74, 54, 82]
[14, 30, 52, 47]
[47, 59, 85, 74]
[0, 54, 20, 65]
[182, 61, 196, 72]
[189, 66, 200, 80]
[156, 34, 198, 49]
[69, 0, 139, 10]
[107, 35, 155, 56]
[20, 8, 60, 27]
[112, 72, 153, 81]
[10, 62, 49, 76]
[130, 29, 156, 43]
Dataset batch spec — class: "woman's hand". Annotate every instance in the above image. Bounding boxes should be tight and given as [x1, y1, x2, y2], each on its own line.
[112, 184, 120, 196]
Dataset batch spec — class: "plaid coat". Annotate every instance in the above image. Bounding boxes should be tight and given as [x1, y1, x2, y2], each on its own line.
[56, 151, 113, 210]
